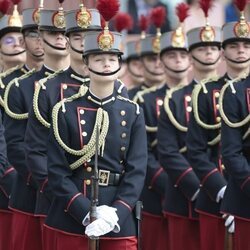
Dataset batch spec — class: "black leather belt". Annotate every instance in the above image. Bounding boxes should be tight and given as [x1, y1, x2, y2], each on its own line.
[83, 168, 122, 186]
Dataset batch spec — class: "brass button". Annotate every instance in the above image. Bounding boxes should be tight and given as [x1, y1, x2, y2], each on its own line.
[63, 84, 67, 90]
[82, 132, 87, 137]
[121, 146, 126, 152]
[216, 117, 221, 123]
[85, 179, 91, 185]
[121, 121, 127, 126]
[185, 95, 191, 102]
[80, 109, 84, 115]
[214, 92, 220, 98]
[86, 166, 92, 172]
[216, 104, 220, 110]
[80, 120, 86, 125]
[157, 99, 163, 106]
[121, 133, 126, 139]
[221, 164, 225, 170]
[120, 110, 126, 116]
[186, 106, 192, 112]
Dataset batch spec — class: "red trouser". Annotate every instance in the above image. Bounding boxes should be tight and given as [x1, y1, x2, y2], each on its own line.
[44, 225, 137, 250]
[0, 210, 13, 250]
[199, 213, 225, 250]
[168, 214, 200, 250]
[235, 217, 250, 250]
[11, 210, 43, 250]
[141, 212, 169, 250]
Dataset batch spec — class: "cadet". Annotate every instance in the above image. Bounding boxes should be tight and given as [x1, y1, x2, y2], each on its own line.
[24, 2, 101, 236]
[186, 1, 250, 249]
[0, 3, 26, 250]
[3, 4, 69, 250]
[219, 1, 250, 249]
[134, 7, 174, 250]
[157, 3, 202, 250]
[126, 40, 144, 99]
[0, 2, 26, 114]
[43, 0, 147, 249]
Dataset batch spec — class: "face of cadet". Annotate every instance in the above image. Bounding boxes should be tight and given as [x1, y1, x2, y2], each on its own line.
[223, 41, 250, 70]
[24, 30, 44, 59]
[141, 54, 166, 84]
[68, 31, 85, 60]
[0, 32, 26, 64]
[161, 49, 190, 80]
[41, 30, 69, 57]
[127, 58, 144, 83]
[88, 53, 120, 83]
[191, 45, 221, 71]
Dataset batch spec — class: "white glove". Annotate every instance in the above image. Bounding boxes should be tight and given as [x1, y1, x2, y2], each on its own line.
[216, 186, 227, 203]
[85, 218, 115, 237]
[191, 189, 200, 201]
[82, 205, 119, 227]
[223, 214, 235, 233]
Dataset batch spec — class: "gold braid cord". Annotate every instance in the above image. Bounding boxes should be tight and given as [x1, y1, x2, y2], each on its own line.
[133, 85, 157, 103]
[33, 69, 64, 128]
[164, 84, 188, 132]
[52, 86, 109, 170]
[192, 76, 221, 130]
[70, 74, 90, 84]
[4, 69, 36, 119]
[0, 65, 23, 108]
[219, 75, 250, 128]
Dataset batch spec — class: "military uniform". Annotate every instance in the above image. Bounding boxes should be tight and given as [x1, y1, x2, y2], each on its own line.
[133, 30, 169, 250]
[220, 76, 250, 249]
[219, 11, 250, 249]
[3, 6, 69, 250]
[43, 16, 147, 249]
[0, 5, 27, 250]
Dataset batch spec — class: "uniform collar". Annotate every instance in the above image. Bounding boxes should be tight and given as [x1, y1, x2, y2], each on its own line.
[87, 88, 116, 107]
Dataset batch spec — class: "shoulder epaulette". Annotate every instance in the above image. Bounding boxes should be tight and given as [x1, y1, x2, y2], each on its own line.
[33, 69, 64, 128]
[0, 64, 22, 90]
[219, 74, 250, 128]
[192, 76, 222, 130]
[4, 68, 36, 119]
[70, 74, 90, 84]
[116, 79, 126, 94]
[117, 95, 140, 115]
[133, 85, 157, 103]
[164, 83, 188, 132]
[52, 88, 108, 170]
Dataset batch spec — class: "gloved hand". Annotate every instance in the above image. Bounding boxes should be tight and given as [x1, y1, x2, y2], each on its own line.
[82, 205, 118, 227]
[85, 218, 116, 237]
[216, 186, 227, 203]
[223, 214, 235, 233]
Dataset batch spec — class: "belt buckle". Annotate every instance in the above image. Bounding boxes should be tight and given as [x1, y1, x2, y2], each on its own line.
[98, 170, 110, 186]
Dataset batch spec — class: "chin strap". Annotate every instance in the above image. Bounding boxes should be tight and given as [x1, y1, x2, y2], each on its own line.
[43, 39, 67, 51]
[1, 50, 26, 56]
[192, 55, 221, 66]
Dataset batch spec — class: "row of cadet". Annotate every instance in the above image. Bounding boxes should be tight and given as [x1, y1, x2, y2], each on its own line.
[0, 0, 249, 250]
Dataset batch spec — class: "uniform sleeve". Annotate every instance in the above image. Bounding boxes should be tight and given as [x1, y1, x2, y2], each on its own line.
[112, 109, 147, 227]
[139, 100, 168, 196]
[221, 88, 250, 197]
[158, 103, 200, 200]
[47, 111, 91, 225]
[4, 84, 36, 187]
[0, 112, 16, 196]
[25, 89, 51, 197]
[186, 92, 226, 201]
